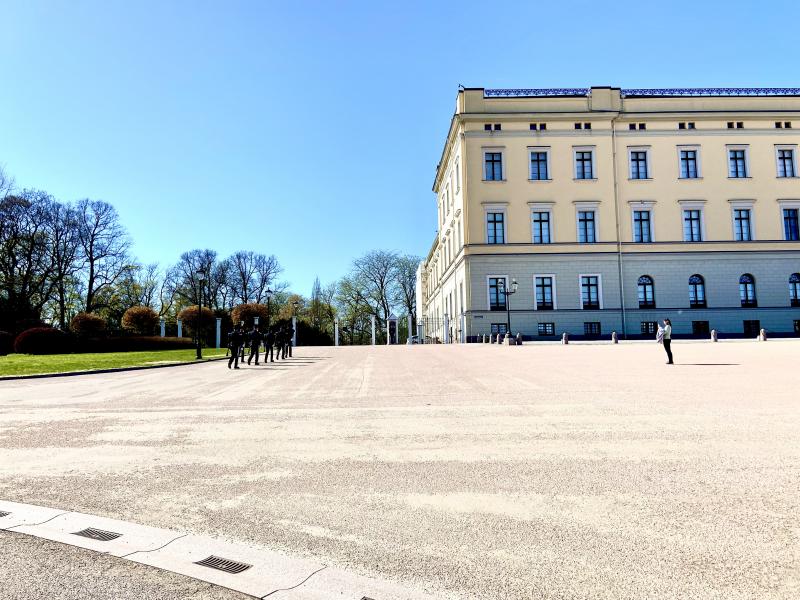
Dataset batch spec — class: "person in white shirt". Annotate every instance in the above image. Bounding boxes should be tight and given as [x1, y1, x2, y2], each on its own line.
[662, 318, 673, 365]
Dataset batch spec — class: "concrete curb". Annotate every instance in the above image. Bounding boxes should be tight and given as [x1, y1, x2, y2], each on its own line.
[0, 355, 229, 382]
[0, 500, 442, 600]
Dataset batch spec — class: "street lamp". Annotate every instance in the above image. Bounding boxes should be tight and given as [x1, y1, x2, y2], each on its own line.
[265, 288, 273, 329]
[501, 278, 518, 336]
[196, 269, 206, 360]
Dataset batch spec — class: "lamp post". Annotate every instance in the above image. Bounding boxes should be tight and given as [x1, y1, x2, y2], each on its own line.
[501, 278, 518, 335]
[196, 269, 206, 359]
[265, 288, 273, 330]
[291, 299, 300, 346]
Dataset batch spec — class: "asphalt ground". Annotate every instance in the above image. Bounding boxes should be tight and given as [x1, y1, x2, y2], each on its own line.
[1, 341, 798, 599]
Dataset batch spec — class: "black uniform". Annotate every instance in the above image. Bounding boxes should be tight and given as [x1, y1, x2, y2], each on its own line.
[247, 327, 261, 365]
[286, 327, 294, 357]
[228, 328, 244, 369]
[264, 330, 275, 362]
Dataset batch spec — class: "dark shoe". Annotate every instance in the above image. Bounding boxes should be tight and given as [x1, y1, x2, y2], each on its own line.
[234, 366, 240, 369]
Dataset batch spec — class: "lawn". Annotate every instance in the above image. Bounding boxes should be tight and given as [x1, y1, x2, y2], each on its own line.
[0, 348, 228, 377]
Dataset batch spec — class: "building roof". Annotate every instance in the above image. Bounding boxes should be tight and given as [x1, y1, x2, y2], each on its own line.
[482, 87, 800, 98]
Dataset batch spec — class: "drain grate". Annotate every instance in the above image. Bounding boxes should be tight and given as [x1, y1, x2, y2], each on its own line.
[194, 555, 252, 574]
[0, 511, 10, 518]
[72, 527, 123, 542]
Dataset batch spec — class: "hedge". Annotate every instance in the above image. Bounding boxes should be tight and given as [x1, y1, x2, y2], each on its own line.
[122, 306, 159, 335]
[14, 327, 75, 354]
[231, 303, 269, 327]
[77, 336, 195, 353]
[70, 312, 107, 337]
[0, 331, 13, 356]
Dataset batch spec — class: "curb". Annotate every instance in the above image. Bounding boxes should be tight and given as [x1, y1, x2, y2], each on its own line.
[0, 355, 229, 382]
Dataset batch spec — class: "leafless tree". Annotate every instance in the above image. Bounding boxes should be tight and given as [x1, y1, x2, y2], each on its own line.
[48, 201, 83, 328]
[394, 253, 421, 325]
[352, 249, 399, 325]
[253, 254, 282, 303]
[76, 199, 131, 313]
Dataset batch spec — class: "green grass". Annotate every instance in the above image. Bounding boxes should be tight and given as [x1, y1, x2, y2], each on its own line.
[0, 348, 228, 377]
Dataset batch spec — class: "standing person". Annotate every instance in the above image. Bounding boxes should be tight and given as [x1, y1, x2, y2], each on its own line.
[264, 327, 275, 363]
[228, 325, 244, 369]
[281, 327, 289, 359]
[247, 325, 261, 365]
[238, 321, 246, 363]
[287, 325, 295, 357]
[662, 318, 673, 365]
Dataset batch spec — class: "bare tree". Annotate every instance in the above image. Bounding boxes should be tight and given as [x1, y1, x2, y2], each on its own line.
[394, 254, 421, 325]
[253, 254, 282, 303]
[76, 199, 131, 313]
[352, 249, 399, 326]
[48, 201, 83, 328]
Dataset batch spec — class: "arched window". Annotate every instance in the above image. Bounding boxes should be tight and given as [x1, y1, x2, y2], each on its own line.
[790, 273, 800, 307]
[638, 275, 655, 308]
[739, 274, 757, 308]
[689, 274, 706, 308]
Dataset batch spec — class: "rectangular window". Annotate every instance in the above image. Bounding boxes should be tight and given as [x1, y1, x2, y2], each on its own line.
[484, 152, 503, 181]
[629, 150, 649, 179]
[778, 148, 796, 177]
[532, 211, 551, 244]
[581, 276, 600, 309]
[577, 211, 596, 243]
[575, 150, 594, 179]
[733, 209, 752, 241]
[683, 209, 703, 242]
[728, 149, 748, 178]
[486, 212, 505, 244]
[529, 151, 549, 180]
[743, 320, 761, 337]
[692, 321, 710, 336]
[584, 322, 601, 337]
[633, 210, 652, 243]
[680, 150, 699, 178]
[641, 321, 658, 335]
[784, 208, 800, 241]
[488, 277, 507, 311]
[538, 322, 555, 336]
[490, 323, 508, 335]
[535, 277, 554, 310]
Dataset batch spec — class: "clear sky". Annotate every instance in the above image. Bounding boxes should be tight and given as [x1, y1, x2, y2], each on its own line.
[2, 0, 798, 295]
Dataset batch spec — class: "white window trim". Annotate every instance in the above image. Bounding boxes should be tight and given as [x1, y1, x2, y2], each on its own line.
[728, 200, 756, 241]
[533, 274, 558, 310]
[574, 201, 600, 243]
[627, 146, 652, 180]
[676, 144, 702, 179]
[778, 200, 800, 240]
[679, 200, 707, 242]
[482, 202, 508, 244]
[578, 273, 603, 310]
[572, 145, 597, 180]
[726, 144, 751, 179]
[775, 144, 798, 178]
[482, 147, 505, 182]
[527, 146, 552, 181]
[628, 201, 656, 242]
[486, 274, 510, 311]
[528, 201, 555, 244]
[455, 157, 461, 192]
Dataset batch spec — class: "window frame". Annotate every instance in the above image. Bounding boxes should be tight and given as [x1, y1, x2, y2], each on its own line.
[679, 200, 706, 242]
[739, 273, 757, 308]
[528, 146, 551, 181]
[533, 274, 557, 311]
[637, 275, 656, 309]
[482, 148, 505, 182]
[529, 202, 554, 244]
[486, 275, 509, 311]
[729, 200, 756, 241]
[727, 145, 750, 179]
[575, 201, 600, 243]
[688, 274, 707, 308]
[677, 145, 702, 179]
[579, 274, 603, 310]
[482, 202, 508, 245]
[628, 146, 652, 180]
[485, 210, 506, 245]
[778, 200, 800, 241]
[629, 201, 656, 243]
[537, 322, 556, 336]
[573, 146, 596, 180]
[775, 145, 798, 178]
[789, 273, 800, 307]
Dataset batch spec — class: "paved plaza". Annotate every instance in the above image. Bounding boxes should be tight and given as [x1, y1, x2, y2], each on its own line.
[1, 341, 799, 599]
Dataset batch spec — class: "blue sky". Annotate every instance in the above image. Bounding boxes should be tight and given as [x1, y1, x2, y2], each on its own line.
[2, 0, 799, 295]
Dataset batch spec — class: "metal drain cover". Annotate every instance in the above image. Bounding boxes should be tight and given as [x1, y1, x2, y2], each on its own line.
[0, 511, 10, 518]
[72, 527, 123, 542]
[194, 555, 253, 574]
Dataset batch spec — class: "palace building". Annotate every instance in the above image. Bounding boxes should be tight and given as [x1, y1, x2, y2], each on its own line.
[416, 87, 800, 341]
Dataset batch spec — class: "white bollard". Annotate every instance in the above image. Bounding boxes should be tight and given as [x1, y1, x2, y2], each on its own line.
[371, 315, 376, 345]
[177, 319, 182, 338]
[335, 320, 339, 347]
[611, 331, 618, 344]
[561, 332, 569, 345]
[215, 318, 221, 349]
[710, 329, 718, 342]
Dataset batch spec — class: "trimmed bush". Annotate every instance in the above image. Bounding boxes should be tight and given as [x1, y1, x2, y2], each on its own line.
[78, 336, 195, 353]
[0, 331, 13, 356]
[122, 306, 159, 335]
[177, 305, 215, 338]
[70, 312, 107, 338]
[231, 303, 269, 328]
[14, 327, 75, 355]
